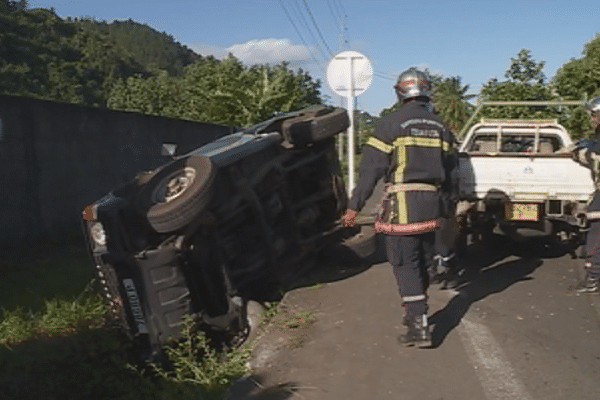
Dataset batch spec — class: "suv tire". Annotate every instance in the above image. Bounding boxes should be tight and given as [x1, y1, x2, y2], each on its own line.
[281, 106, 349, 146]
[139, 155, 216, 233]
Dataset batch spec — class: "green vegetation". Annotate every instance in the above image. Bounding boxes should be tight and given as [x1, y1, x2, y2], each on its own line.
[0, 240, 323, 400]
[0, 243, 260, 400]
[108, 56, 322, 126]
[4, 1, 600, 134]
[270, 304, 316, 330]
[377, 37, 600, 140]
[0, 1, 323, 126]
[1, 2, 151, 106]
[148, 317, 252, 399]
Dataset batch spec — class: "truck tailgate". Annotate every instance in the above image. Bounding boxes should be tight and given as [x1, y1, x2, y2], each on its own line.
[459, 155, 595, 202]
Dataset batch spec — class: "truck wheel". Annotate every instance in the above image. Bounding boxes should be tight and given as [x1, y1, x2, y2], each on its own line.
[139, 155, 216, 233]
[281, 106, 349, 146]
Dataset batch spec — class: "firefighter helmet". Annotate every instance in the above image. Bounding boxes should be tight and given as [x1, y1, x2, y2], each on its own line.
[394, 68, 431, 102]
[587, 96, 600, 118]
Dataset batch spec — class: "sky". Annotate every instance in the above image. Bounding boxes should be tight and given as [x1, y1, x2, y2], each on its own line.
[28, 0, 600, 116]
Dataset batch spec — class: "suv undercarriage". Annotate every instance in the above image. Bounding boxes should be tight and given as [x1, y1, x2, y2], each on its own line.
[82, 106, 350, 361]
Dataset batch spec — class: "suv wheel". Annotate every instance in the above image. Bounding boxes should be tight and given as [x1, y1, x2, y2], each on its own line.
[139, 155, 216, 233]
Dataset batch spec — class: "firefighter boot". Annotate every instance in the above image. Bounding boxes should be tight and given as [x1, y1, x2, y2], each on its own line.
[570, 275, 600, 294]
[398, 315, 432, 348]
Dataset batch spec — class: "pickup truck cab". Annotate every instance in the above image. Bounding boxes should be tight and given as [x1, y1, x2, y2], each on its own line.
[458, 118, 594, 243]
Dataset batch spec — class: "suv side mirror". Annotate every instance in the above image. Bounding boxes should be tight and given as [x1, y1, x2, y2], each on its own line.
[161, 143, 178, 158]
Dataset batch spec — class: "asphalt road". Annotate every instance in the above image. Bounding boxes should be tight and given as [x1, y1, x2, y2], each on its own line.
[228, 234, 600, 400]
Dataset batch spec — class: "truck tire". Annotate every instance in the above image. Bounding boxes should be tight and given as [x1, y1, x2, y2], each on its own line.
[139, 155, 216, 233]
[281, 106, 349, 146]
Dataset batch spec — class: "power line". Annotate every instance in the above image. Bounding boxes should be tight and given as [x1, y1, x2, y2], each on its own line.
[326, 0, 343, 33]
[329, 0, 343, 19]
[301, 0, 334, 56]
[278, 0, 324, 68]
[334, 0, 346, 17]
[374, 71, 397, 81]
[325, 0, 347, 50]
[291, 0, 330, 63]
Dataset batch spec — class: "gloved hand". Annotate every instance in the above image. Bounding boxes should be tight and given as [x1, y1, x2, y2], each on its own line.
[341, 209, 357, 227]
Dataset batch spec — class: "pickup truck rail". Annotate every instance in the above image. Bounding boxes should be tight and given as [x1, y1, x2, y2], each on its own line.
[458, 100, 587, 140]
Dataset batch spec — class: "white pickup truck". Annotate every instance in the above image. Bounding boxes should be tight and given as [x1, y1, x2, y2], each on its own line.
[457, 118, 595, 243]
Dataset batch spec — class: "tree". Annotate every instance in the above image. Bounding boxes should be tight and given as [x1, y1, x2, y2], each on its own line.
[108, 55, 323, 126]
[505, 49, 546, 84]
[431, 75, 476, 133]
[477, 49, 557, 122]
[1, 0, 28, 11]
[108, 70, 185, 118]
[552, 32, 600, 138]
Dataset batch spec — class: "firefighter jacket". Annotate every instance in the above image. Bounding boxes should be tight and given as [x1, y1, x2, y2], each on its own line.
[573, 126, 600, 218]
[348, 100, 457, 235]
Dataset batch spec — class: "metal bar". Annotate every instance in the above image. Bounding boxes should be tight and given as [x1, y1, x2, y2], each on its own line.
[479, 100, 585, 106]
[457, 99, 587, 140]
[458, 102, 484, 139]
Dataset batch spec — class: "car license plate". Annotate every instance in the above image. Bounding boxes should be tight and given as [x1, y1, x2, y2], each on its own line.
[505, 203, 539, 221]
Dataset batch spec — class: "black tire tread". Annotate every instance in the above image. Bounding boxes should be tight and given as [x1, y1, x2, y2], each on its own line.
[142, 155, 216, 233]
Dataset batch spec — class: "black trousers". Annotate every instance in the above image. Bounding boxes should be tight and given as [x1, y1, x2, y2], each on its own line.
[434, 217, 454, 257]
[385, 232, 435, 317]
[586, 219, 600, 279]
[586, 191, 600, 279]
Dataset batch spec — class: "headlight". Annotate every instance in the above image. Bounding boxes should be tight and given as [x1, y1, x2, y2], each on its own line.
[90, 222, 106, 246]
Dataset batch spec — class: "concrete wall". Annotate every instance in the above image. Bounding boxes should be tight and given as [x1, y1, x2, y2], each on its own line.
[0, 95, 235, 249]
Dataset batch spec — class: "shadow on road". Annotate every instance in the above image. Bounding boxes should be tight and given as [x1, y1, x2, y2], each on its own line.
[430, 236, 545, 348]
[283, 223, 387, 292]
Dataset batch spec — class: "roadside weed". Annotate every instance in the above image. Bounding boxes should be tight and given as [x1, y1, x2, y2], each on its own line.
[150, 317, 251, 397]
[271, 305, 316, 329]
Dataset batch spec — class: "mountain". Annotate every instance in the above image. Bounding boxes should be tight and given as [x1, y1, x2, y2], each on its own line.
[0, 2, 202, 106]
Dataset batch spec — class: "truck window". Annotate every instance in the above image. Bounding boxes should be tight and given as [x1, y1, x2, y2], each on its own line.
[501, 135, 533, 153]
[469, 133, 564, 154]
[498, 135, 563, 154]
[470, 134, 497, 152]
[539, 135, 562, 153]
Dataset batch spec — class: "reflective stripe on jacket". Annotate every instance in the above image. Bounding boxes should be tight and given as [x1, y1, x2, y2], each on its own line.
[348, 100, 457, 235]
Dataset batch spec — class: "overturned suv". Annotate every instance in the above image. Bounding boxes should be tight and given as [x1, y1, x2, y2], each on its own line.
[82, 106, 349, 361]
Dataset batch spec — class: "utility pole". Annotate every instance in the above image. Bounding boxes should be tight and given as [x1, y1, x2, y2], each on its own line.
[337, 15, 347, 162]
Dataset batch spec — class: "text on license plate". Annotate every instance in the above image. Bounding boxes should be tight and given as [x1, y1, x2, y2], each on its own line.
[505, 203, 539, 221]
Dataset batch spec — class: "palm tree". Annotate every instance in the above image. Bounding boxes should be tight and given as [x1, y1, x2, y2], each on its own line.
[432, 76, 476, 133]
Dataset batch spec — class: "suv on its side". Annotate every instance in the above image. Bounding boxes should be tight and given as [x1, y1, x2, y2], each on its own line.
[81, 106, 349, 362]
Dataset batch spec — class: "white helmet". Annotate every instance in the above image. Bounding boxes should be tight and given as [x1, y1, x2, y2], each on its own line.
[587, 95, 600, 118]
[394, 67, 431, 103]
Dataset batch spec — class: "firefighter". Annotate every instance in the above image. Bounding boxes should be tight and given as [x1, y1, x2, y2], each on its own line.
[571, 95, 600, 293]
[342, 67, 457, 347]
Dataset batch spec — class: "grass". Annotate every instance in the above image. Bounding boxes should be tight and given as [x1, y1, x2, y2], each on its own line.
[0, 240, 255, 400]
[0, 237, 323, 400]
[0, 240, 95, 312]
[271, 305, 316, 330]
